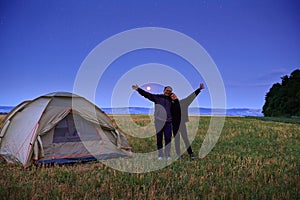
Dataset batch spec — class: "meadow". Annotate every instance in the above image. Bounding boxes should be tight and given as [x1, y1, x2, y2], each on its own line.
[0, 115, 299, 199]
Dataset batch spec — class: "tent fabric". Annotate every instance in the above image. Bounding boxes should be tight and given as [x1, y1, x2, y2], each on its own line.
[0, 92, 132, 167]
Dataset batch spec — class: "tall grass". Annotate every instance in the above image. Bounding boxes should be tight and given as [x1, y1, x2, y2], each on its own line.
[0, 115, 299, 199]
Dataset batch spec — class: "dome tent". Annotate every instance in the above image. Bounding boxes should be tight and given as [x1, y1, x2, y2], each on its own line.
[0, 92, 131, 167]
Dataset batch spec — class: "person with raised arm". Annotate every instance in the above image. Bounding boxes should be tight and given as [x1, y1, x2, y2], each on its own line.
[170, 83, 205, 159]
[132, 84, 173, 160]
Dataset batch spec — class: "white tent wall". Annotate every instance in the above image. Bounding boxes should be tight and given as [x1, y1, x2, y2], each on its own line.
[0, 98, 51, 165]
[0, 101, 30, 144]
[71, 96, 115, 130]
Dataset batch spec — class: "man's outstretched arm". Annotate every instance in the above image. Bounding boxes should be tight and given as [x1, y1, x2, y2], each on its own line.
[132, 84, 156, 102]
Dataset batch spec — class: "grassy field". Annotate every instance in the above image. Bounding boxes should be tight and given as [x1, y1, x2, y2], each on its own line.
[0, 115, 299, 199]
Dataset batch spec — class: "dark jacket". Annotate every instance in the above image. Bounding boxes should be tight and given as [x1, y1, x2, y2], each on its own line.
[137, 88, 172, 122]
[171, 88, 201, 129]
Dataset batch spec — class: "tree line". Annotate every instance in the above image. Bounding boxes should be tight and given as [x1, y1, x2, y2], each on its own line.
[262, 69, 300, 117]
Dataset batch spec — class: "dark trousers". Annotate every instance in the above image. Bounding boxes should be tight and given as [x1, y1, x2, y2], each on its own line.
[155, 120, 172, 157]
[173, 122, 193, 156]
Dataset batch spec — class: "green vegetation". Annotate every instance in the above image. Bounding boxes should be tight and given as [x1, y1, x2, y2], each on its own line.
[263, 69, 300, 117]
[247, 116, 300, 124]
[0, 115, 299, 199]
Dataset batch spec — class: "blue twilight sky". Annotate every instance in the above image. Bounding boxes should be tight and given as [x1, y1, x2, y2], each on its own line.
[1, 0, 299, 109]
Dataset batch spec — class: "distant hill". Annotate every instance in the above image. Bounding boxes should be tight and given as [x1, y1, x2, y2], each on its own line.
[0, 106, 262, 117]
[0, 106, 14, 115]
[101, 107, 263, 117]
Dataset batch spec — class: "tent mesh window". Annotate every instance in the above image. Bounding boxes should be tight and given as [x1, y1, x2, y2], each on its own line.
[53, 113, 100, 143]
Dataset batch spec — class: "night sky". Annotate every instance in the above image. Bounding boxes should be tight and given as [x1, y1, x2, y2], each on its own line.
[1, 0, 299, 109]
